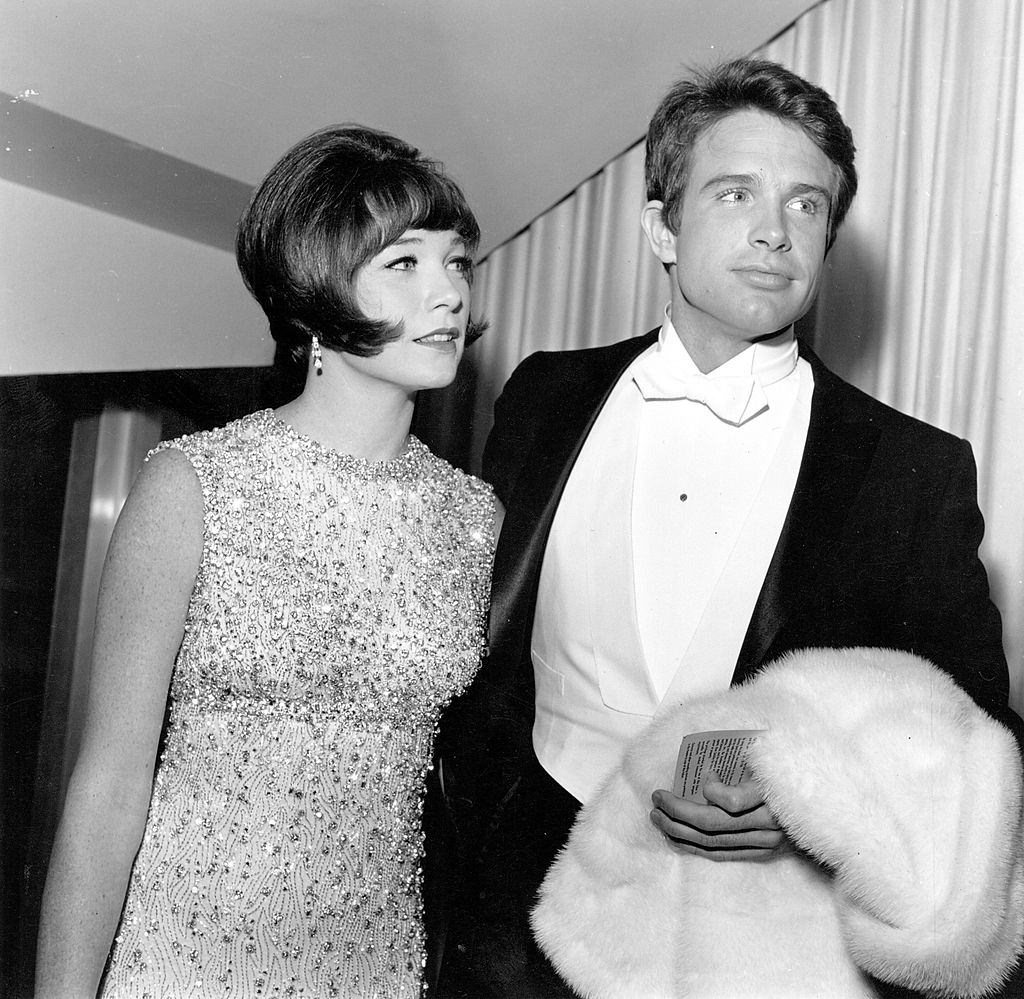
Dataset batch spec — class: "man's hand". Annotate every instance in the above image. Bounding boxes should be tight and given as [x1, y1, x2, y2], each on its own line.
[649, 775, 785, 860]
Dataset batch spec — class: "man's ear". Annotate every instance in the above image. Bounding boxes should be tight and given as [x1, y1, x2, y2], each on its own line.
[640, 201, 677, 265]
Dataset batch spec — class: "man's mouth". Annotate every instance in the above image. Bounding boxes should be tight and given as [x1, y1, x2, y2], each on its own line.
[735, 267, 792, 289]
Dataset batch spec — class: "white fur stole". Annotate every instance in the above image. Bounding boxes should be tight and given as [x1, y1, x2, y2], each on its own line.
[531, 648, 1024, 998]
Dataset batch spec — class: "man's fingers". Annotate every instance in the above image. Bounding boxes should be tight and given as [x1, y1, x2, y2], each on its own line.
[651, 789, 775, 832]
[701, 778, 781, 827]
[648, 806, 785, 852]
[648, 785, 787, 860]
[657, 839, 779, 862]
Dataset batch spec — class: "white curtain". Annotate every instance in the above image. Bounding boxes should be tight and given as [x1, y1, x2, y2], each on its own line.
[420, 0, 1024, 714]
[765, 0, 1024, 718]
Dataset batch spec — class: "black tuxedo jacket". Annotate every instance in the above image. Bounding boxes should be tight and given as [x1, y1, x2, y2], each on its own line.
[432, 330, 1019, 997]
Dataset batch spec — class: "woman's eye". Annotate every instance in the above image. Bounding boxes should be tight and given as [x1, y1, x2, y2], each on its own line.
[386, 256, 417, 271]
[448, 255, 473, 274]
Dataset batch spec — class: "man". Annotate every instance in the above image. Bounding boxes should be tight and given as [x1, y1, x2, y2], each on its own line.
[435, 57, 1021, 997]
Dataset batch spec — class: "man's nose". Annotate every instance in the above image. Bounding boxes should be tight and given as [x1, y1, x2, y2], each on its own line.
[749, 205, 791, 252]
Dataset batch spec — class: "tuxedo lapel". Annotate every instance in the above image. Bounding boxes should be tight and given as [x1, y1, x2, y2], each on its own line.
[734, 346, 882, 680]
[489, 331, 658, 664]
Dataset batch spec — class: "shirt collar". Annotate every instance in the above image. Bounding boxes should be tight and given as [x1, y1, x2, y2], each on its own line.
[656, 307, 798, 388]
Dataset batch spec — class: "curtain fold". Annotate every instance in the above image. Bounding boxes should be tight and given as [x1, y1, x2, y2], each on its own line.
[419, 0, 1024, 714]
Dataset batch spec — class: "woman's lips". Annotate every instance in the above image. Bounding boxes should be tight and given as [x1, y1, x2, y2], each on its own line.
[414, 327, 461, 351]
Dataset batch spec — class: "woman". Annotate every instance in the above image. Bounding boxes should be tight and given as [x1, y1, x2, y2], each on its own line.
[36, 125, 497, 998]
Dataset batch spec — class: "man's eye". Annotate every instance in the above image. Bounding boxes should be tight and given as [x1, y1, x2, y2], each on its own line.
[719, 189, 749, 203]
[790, 199, 820, 214]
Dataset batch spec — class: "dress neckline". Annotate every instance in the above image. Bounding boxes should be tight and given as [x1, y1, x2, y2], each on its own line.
[254, 409, 428, 477]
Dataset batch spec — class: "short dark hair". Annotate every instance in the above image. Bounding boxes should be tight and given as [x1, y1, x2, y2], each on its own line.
[645, 58, 857, 250]
[237, 124, 485, 362]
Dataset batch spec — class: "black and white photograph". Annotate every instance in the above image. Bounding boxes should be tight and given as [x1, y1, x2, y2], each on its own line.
[3, 1, 1024, 997]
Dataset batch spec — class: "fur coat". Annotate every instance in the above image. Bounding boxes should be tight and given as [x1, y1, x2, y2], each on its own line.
[531, 648, 1024, 998]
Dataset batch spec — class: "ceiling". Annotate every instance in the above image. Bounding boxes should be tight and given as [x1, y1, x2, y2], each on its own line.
[3, 0, 818, 257]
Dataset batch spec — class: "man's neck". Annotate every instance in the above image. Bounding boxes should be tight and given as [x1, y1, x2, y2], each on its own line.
[668, 321, 794, 375]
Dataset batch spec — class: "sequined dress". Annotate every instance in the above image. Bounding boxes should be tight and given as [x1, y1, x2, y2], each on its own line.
[101, 410, 495, 998]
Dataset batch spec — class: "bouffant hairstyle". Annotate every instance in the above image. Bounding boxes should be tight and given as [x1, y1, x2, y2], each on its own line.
[236, 125, 485, 362]
[645, 58, 857, 251]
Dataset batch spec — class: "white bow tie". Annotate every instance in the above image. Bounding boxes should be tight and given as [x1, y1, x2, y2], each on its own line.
[632, 366, 768, 425]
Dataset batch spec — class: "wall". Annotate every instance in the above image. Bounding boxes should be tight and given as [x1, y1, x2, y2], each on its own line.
[1, 180, 270, 375]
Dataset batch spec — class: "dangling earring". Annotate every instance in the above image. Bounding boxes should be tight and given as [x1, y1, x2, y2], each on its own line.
[311, 335, 323, 376]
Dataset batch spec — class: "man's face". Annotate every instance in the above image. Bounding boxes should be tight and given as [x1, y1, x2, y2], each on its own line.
[644, 108, 837, 371]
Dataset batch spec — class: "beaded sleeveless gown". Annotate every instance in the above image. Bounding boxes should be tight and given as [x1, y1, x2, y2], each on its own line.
[100, 410, 495, 998]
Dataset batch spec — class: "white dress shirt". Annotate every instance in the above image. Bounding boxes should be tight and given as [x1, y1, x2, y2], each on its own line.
[632, 321, 803, 698]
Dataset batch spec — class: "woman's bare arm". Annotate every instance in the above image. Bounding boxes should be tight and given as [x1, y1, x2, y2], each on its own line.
[35, 448, 204, 999]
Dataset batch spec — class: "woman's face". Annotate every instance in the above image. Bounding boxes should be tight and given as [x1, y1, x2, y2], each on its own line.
[341, 228, 472, 395]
